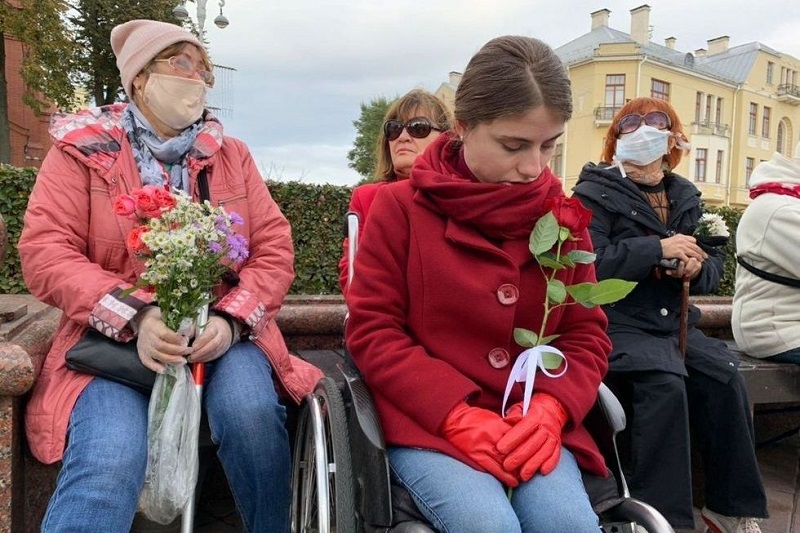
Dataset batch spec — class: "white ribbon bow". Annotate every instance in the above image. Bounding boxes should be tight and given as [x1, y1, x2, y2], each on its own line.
[501, 345, 568, 418]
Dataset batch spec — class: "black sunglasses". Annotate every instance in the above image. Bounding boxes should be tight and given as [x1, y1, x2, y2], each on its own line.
[383, 117, 442, 141]
[618, 111, 672, 135]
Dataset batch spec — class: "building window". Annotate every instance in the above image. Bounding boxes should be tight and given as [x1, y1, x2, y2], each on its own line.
[748, 103, 758, 135]
[715, 150, 723, 184]
[695, 92, 703, 122]
[704, 94, 713, 123]
[551, 143, 564, 178]
[777, 121, 786, 154]
[604, 75, 625, 111]
[745, 157, 755, 182]
[715, 97, 723, 125]
[651, 79, 670, 101]
[767, 62, 774, 84]
[762, 106, 771, 138]
[695, 149, 707, 182]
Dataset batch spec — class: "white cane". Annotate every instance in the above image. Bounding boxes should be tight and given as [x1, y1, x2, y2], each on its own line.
[181, 304, 208, 533]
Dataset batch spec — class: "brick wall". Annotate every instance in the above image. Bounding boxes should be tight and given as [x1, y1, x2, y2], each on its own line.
[4, 35, 53, 168]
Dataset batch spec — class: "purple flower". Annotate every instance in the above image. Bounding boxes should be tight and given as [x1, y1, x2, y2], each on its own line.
[208, 241, 223, 254]
[226, 234, 250, 264]
[229, 212, 244, 226]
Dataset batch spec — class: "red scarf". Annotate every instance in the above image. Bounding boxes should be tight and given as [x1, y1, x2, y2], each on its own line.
[749, 181, 800, 200]
[410, 134, 565, 240]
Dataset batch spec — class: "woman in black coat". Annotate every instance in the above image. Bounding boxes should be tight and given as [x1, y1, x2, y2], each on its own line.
[572, 97, 766, 532]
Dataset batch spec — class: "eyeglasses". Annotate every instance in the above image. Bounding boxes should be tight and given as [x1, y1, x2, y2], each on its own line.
[383, 117, 442, 141]
[617, 111, 671, 135]
[154, 55, 215, 87]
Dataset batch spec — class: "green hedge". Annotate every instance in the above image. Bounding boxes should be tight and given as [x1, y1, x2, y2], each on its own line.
[0, 164, 745, 297]
[266, 181, 351, 294]
[0, 165, 37, 294]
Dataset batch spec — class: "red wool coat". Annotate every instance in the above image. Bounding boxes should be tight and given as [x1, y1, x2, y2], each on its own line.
[345, 136, 612, 476]
[338, 181, 387, 292]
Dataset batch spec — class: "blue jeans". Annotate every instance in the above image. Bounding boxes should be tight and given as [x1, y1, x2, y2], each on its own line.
[42, 341, 290, 533]
[388, 446, 598, 533]
[767, 346, 800, 364]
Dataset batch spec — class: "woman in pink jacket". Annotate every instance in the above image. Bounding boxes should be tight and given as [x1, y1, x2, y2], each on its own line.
[18, 19, 320, 533]
[338, 89, 451, 291]
[345, 36, 611, 532]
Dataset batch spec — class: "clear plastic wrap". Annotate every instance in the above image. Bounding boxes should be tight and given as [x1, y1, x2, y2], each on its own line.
[138, 363, 201, 524]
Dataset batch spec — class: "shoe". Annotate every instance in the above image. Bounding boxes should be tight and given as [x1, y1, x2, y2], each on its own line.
[701, 507, 761, 533]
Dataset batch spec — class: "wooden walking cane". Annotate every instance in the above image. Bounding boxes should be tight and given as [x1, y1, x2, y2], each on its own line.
[678, 274, 690, 360]
[182, 305, 208, 533]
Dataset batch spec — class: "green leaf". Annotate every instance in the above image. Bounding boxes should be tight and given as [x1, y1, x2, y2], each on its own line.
[558, 226, 571, 243]
[547, 279, 566, 304]
[529, 212, 559, 256]
[560, 254, 576, 268]
[514, 328, 539, 348]
[565, 282, 595, 305]
[539, 334, 560, 345]
[536, 253, 565, 270]
[566, 280, 637, 307]
[566, 250, 596, 265]
[586, 279, 637, 306]
[541, 351, 564, 370]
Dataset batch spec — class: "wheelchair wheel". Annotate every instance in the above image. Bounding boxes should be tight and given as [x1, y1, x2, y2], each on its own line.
[291, 377, 357, 533]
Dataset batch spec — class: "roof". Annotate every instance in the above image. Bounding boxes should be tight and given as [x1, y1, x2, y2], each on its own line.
[555, 25, 769, 86]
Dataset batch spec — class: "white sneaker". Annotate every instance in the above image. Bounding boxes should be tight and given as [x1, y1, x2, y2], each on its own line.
[701, 507, 761, 533]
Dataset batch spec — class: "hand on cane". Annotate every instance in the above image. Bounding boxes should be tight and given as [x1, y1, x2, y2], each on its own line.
[187, 315, 235, 363]
[441, 402, 519, 487]
[497, 393, 568, 481]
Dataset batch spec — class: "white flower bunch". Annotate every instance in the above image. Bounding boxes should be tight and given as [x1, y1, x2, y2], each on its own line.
[696, 212, 730, 238]
[123, 188, 248, 331]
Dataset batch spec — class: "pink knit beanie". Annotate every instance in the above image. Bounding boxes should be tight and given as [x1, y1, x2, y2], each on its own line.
[111, 19, 203, 99]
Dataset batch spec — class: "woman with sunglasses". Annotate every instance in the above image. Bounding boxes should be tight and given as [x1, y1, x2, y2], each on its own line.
[17, 20, 321, 532]
[573, 97, 767, 532]
[345, 36, 612, 532]
[338, 89, 451, 290]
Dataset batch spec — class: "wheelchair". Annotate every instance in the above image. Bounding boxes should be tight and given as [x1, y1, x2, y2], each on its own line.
[289, 213, 675, 533]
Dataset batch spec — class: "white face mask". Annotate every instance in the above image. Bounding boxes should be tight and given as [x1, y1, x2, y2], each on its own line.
[143, 73, 206, 130]
[614, 125, 671, 166]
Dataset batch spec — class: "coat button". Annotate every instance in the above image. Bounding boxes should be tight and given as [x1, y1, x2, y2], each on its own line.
[488, 348, 510, 369]
[660, 308, 669, 316]
[496, 284, 519, 305]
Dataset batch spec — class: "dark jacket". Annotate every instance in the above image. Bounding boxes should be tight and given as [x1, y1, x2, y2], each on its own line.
[572, 163, 738, 383]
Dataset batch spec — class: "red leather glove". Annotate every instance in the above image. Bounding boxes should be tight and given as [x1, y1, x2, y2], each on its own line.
[497, 393, 568, 481]
[441, 402, 518, 487]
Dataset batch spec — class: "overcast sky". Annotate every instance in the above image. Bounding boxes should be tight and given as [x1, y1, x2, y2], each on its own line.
[197, 0, 800, 187]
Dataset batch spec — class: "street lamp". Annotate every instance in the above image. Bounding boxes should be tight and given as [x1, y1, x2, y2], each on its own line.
[172, 0, 229, 34]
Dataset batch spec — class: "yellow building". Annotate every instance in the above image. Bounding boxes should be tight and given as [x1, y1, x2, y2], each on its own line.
[435, 5, 800, 207]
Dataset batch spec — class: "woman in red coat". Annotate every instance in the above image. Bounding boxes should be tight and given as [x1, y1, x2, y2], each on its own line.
[345, 36, 611, 532]
[338, 89, 451, 291]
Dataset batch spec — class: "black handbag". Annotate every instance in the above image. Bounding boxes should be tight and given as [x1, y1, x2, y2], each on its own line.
[65, 170, 211, 393]
[65, 329, 155, 392]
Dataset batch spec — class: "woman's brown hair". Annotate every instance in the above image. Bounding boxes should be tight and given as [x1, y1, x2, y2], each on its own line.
[600, 97, 689, 170]
[374, 89, 452, 182]
[454, 36, 572, 128]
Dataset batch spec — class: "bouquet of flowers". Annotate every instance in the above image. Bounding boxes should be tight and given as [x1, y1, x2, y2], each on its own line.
[503, 197, 636, 416]
[114, 184, 248, 523]
[694, 212, 730, 247]
[116, 184, 249, 332]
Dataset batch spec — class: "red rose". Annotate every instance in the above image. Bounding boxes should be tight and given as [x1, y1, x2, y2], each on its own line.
[113, 194, 136, 217]
[126, 225, 150, 255]
[544, 197, 592, 237]
[152, 188, 177, 210]
[134, 189, 157, 214]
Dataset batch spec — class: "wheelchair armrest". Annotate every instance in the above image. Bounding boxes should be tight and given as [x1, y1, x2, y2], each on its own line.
[597, 382, 627, 434]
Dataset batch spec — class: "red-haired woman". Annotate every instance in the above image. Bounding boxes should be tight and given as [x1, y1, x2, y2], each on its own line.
[573, 97, 767, 533]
